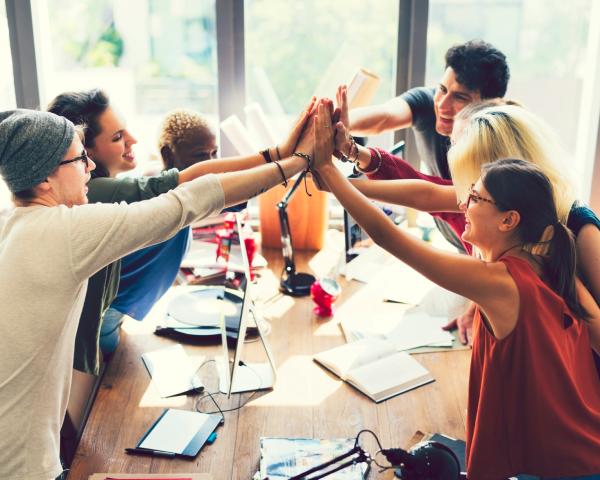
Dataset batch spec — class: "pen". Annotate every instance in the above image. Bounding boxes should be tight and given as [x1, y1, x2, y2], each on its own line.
[124, 447, 176, 458]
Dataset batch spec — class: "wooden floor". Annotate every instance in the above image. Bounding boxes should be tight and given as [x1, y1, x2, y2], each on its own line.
[68, 248, 471, 480]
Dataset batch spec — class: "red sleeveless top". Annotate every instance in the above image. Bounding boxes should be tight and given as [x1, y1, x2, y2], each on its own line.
[467, 256, 600, 479]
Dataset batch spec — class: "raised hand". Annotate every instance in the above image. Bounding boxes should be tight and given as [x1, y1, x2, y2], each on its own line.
[279, 96, 317, 158]
[313, 100, 335, 172]
[334, 85, 352, 156]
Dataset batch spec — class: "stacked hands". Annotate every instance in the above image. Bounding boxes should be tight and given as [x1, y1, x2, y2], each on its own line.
[281, 86, 355, 188]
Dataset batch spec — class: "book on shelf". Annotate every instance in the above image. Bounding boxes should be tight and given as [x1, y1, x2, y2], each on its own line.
[258, 437, 368, 480]
[313, 338, 434, 403]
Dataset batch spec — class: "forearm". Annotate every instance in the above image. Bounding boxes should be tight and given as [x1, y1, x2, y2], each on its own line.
[349, 178, 460, 212]
[349, 97, 412, 136]
[317, 164, 506, 303]
[218, 155, 308, 207]
[178, 153, 266, 184]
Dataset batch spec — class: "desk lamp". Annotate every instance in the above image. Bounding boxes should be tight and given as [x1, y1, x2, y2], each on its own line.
[277, 169, 315, 296]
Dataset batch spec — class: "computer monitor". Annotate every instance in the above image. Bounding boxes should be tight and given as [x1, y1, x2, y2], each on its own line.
[216, 214, 276, 396]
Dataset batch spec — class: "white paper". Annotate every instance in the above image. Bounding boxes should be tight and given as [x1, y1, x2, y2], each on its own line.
[141, 345, 203, 398]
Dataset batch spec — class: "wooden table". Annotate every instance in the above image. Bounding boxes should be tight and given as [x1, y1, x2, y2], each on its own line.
[69, 248, 471, 480]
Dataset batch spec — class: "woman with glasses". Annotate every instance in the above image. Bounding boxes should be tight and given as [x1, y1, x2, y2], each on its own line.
[328, 87, 600, 347]
[311, 101, 600, 479]
[47, 90, 300, 371]
[0, 105, 314, 480]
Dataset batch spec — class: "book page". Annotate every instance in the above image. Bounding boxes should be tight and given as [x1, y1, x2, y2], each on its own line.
[313, 338, 396, 378]
[346, 352, 432, 402]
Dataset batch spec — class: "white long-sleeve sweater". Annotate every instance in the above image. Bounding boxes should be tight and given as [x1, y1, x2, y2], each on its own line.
[0, 174, 224, 480]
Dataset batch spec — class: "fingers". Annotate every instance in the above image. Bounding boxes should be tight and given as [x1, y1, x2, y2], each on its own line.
[441, 318, 458, 331]
[458, 323, 468, 345]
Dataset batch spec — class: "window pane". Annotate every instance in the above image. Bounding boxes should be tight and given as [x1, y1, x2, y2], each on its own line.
[0, 2, 16, 209]
[0, 1, 16, 109]
[35, 0, 218, 170]
[245, 1, 399, 137]
[427, 0, 591, 156]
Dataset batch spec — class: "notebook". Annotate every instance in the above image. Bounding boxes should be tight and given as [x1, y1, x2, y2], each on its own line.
[313, 338, 434, 402]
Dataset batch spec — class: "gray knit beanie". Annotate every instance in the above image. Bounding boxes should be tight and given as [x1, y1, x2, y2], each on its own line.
[0, 109, 75, 193]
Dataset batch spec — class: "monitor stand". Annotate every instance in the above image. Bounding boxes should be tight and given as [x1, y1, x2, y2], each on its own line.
[217, 303, 276, 394]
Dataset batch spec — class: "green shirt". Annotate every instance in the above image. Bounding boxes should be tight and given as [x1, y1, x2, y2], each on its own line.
[74, 170, 179, 374]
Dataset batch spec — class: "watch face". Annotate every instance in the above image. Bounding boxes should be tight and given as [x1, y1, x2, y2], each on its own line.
[320, 278, 341, 297]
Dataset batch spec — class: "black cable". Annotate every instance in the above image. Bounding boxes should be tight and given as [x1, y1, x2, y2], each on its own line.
[192, 358, 263, 417]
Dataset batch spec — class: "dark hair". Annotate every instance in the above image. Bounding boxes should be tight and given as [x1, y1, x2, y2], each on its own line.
[47, 89, 111, 178]
[12, 188, 37, 202]
[481, 159, 586, 319]
[445, 40, 510, 99]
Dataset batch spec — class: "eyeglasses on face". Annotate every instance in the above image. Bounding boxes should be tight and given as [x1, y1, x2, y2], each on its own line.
[466, 183, 496, 209]
[60, 150, 90, 169]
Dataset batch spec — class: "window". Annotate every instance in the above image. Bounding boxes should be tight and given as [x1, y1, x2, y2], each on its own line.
[427, 0, 594, 190]
[0, 1, 16, 208]
[34, 0, 218, 170]
[244, 0, 399, 137]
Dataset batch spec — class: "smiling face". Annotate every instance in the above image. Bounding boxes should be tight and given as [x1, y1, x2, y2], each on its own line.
[86, 106, 137, 177]
[460, 179, 504, 250]
[46, 134, 96, 207]
[433, 67, 481, 137]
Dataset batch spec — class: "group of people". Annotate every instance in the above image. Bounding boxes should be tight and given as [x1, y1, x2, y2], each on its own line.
[0, 38, 599, 480]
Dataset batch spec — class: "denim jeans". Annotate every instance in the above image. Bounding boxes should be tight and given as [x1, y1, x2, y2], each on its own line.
[99, 307, 125, 354]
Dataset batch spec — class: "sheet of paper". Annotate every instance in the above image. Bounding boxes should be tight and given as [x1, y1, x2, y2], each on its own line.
[141, 345, 203, 398]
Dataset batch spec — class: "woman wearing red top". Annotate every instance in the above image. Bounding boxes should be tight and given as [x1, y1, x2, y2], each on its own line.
[310, 100, 600, 479]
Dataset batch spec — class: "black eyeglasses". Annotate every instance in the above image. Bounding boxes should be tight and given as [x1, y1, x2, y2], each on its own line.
[466, 183, 496, 209]
[60, 150, 89, 168]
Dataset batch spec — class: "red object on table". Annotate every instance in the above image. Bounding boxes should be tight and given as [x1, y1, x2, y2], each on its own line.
[310, 279, 341, 317]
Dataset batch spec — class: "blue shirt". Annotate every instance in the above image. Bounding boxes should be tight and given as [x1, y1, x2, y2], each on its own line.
[567, 201, 600, 236]
[109, 228, 191, 320]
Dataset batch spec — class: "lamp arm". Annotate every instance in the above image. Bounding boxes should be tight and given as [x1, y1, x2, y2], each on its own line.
[277, 170, 308, 274]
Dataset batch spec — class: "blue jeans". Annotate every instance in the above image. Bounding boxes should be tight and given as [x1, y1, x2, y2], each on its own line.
[99, 307, 125, 355]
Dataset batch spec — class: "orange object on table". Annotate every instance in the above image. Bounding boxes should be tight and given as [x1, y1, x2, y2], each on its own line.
[258, 175, 328, 250]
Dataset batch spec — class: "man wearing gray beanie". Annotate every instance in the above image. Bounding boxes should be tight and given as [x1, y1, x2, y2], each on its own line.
[0, 109, 75, 193]
[0, 106, 314, 479]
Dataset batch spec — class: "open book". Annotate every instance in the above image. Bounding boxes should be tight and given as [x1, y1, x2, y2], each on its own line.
[314, 338, 434, 402]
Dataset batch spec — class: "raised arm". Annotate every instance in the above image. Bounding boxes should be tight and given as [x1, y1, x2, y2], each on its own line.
[348, 178, 459, 213]
[314, 101, 516, 320]
[349, 96, 413, 136]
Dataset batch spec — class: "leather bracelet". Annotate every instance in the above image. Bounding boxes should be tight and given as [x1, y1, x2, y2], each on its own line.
[260, 148, 273, 163]
[292, 152, 312, 168]
[275, 145, 282, 160]
[355, 147, 382, 174]
[273, 160, 288, 187]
